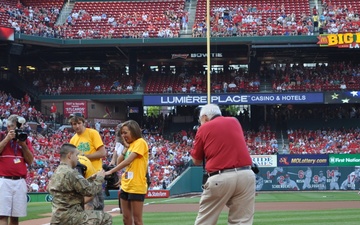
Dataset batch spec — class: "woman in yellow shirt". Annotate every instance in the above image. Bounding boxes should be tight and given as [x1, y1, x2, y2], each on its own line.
[105, 120, 148, 225]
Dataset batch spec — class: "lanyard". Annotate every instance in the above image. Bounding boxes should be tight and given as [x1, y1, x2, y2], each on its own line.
[10, 140, 18, 156]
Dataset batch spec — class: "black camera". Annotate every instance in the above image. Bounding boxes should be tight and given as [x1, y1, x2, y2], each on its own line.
[75, 161, 87, 177]
[14, 117, 27, 142]
[102, 164, 119, 196]
[251, 163, 260, 174]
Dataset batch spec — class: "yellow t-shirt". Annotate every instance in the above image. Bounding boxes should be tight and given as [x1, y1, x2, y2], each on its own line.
[70, 128, 104, 171]
[121, 138, 149, 194]
[78, 155, 97, 179]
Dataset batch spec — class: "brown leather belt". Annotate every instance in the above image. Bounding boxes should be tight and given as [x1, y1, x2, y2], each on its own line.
[208, 166, 251, 177]
[0, 176, 24, 180]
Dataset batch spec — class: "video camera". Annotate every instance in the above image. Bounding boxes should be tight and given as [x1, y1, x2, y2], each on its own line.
[14, 117, 27, 142]
[102, 164, 119, 196]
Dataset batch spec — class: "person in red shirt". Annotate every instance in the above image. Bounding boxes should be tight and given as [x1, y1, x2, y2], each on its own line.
[50, 103, 57, 120]
[191, 104, 255, 225]
[0, 114, 34, 225]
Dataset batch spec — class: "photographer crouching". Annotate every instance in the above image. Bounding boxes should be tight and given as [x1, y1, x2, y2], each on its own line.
[0, 115, 34, 225]
[191, 104, 255, 225]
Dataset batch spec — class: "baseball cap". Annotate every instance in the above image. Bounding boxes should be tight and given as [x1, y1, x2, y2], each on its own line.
[69, 113, 84, 118]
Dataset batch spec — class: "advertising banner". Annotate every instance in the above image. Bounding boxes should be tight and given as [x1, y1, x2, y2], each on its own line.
[63, 100, 87, 118]
[146, 190, 170, 198]
[256, 166, 360, 191]
[317, 33, 360, 48]
[143, 93, 324, 106]
[277, 154, 328, 167]
[251, 155, 277, 168]
[329, 154, 360, 166]
[324, 91, 360, 104]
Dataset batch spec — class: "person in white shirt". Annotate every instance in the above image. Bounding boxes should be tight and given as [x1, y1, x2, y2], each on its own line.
[72, 12, 79, 19]
[30, 181, 39, 192]
[108, 17, 114, 24]
[95, 122, 101, 132]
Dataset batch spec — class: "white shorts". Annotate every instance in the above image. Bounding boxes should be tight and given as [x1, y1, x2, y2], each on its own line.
[0, 178, 28, 217]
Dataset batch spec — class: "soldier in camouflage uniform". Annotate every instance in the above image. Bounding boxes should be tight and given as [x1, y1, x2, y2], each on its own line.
[47, 143, 112, 225]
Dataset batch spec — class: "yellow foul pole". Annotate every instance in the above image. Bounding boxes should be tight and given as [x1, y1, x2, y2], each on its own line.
[206, 0, 211, 104]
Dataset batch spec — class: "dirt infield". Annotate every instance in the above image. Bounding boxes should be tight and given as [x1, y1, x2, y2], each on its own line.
[19, 201, 360, 225]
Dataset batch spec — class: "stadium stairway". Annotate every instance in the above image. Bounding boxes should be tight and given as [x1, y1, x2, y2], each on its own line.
[259, 80, 273, 93]
[8, 73, 39, 101]
[180, 0, 197, 38]
[56, 1, 75, 26]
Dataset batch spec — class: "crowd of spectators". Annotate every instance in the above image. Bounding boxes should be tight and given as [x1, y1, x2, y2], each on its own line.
[0, 0, 187, 39]
[139, 61, 360, 94]
[1, 0, 62, 38]
[17, 61, 360, 96]
[63, 4, 187, 39]
[143, 67, 260, 94]
[22, 67, 142, 95]
[287, 127, 360, 154]
[320, 0, 360, 34]
[266, 61, 360, 92]
[193, 0, 360, 37]
[2, 0, 360, 39]
[7, 60, 360, 97]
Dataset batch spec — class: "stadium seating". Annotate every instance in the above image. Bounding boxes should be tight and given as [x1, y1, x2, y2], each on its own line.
[0, 0, 17, 26]
[67, 0, 185, 38]
[194, 0, 310, 36]
[2, 0, 360, 38]
[21, 0, 64, 10]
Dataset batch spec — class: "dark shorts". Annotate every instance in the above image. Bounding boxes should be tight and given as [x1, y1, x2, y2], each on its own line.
[120, 189, 145, 202]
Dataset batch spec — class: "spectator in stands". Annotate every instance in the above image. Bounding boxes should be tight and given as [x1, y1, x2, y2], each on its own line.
[66, 14, 72, 25]
[29, 180, 39, 192]
[223, 81, 228, 93]
[126, 84, 133, 92]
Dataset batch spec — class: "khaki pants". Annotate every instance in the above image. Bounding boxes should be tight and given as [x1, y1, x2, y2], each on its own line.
[195, 169, 255, 225]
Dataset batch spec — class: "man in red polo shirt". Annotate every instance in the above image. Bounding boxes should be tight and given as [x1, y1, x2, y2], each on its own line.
[0, 114, 34, 225]
[191, 104, 255, 225]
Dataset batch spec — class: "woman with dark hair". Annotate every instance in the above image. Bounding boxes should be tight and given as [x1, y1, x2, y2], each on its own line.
[105, 120, 148, 225]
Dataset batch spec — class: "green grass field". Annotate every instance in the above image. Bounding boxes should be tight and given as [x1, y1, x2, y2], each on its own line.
[22, 192, 360, 225]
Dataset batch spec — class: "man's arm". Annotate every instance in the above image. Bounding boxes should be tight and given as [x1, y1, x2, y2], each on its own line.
[192, 156, 203, 166]
[18, 140, 34, 165]
[86, 145, 106, 160]
[0, 132, 11, 154]
[106, 152, 137, 175]
[109, 150, 118, 165]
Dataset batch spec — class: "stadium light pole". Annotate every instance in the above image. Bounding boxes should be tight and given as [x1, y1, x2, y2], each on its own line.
[206, 0, 211, 104]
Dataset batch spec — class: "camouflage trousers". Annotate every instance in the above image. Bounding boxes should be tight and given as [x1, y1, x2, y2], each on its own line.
[85, 190, 105, 210]
[51, 210, 112, 225]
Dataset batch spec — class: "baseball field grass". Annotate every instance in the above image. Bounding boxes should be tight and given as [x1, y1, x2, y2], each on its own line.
[21, 192, 360, 225]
